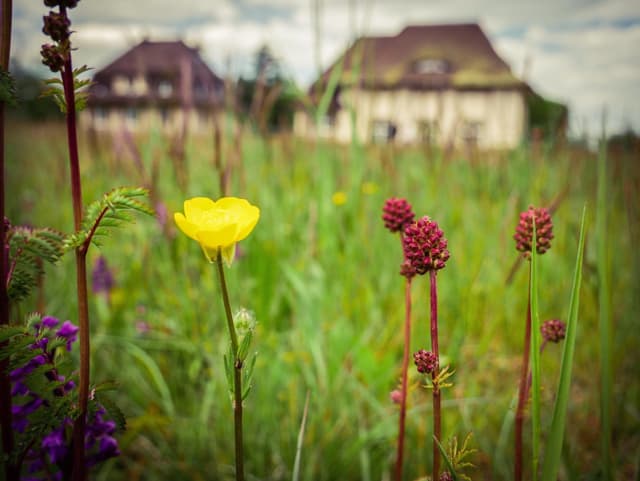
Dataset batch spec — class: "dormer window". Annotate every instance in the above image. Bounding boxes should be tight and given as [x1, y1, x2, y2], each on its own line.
[158, 80, 173, 98]
[414, 59, 449, 75]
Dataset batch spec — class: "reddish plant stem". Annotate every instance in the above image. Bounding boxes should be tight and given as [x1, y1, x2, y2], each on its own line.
[56, 8, 89, 479]
[429, 270, 441, 481]
[0, 1, 18, 478]
[394, 275, 412, 481]
[514, 273, 532, 481]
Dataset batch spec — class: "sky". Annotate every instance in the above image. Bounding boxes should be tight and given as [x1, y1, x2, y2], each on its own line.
[12, 0, 640, 136]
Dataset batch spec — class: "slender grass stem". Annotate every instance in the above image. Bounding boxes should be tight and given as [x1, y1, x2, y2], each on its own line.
[215, 252, 244, 481]
[430, 270, 441, 481]
[394, 276, 412, 481]
[597, 135, 613, 480]
[514, 272, 532, 481]
[0, 2, 16, 478]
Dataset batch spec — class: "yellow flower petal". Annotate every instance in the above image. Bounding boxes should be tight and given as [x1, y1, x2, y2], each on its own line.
[196, 223, 239, 249]
[235, 205, 260, 241]
[184, 197, 216, 224]
[173, 213, 199, 240]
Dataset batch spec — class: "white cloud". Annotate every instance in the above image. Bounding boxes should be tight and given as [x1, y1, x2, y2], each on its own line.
[11, 0, 640, 133]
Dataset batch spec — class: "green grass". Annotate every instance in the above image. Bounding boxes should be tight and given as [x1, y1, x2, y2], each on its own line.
[5, 121, 640, 480]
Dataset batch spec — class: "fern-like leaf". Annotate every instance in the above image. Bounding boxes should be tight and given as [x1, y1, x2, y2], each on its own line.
[6, 226, 65, 303]
[64, 186, 154, 251]
[41, 65, 93, 113]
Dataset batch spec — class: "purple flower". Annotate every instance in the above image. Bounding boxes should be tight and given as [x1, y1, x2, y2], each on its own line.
[56, 321, 79, 351]
[92, 255, 114, 295]
[42, 426, 68, 464]
[42, 316, 60, 329]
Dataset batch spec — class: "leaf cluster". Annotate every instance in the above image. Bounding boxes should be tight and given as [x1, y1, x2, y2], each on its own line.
[41, 64, 92, 113]
[0, 68, 17, 106]
[6, 226, 65, 303]
[64, 186, 154, 251]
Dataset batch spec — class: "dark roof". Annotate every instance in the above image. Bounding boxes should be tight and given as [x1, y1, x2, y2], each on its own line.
[89, 40, 224, 107]
[315, 23, 524, 91]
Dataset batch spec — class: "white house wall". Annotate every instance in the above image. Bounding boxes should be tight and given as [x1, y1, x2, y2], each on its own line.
[297, 88, 527, 149]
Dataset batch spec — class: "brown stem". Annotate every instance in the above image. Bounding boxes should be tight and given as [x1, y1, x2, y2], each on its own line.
[514, 271, 532, 481]
[55, 8, 88, 480]
[430, 270, 441, 481]
[394, 276, 412, 481]
[0, 1, 17, 478]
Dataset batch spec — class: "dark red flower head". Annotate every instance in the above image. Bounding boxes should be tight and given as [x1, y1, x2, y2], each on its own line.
[382, 197, 415, 233]
[514, 205, 554, 258]
[413, 349, 438, 374]
[402, 216, 449, 275]
[541, 319, 566, 343]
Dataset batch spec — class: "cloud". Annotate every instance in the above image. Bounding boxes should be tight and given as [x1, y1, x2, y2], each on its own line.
[11, 0, 640, 134]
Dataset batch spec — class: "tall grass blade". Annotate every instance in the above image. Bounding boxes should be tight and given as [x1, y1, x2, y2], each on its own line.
[123, 341, 175, 417]
[530, 221, 541, 479]
[292, 390, 311, 481]
[541, 205, 587, 479]
[433, 435, 459, 481]
[597, 131, 613, 480]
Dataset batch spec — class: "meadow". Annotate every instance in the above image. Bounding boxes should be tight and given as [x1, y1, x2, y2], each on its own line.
[5, 120, 639, 480]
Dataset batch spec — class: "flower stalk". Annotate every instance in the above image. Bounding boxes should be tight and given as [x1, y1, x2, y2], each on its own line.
[216, 251, 245, 481]
[394, 275, 411, 481]
[0, 1, 16, 479]
[429, 270, 442, 481]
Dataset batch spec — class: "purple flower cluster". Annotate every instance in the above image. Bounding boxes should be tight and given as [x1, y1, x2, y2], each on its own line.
[92, 255, 114, 296]
[10, 316, 119, 479]
[413, 349, 438, 374]
[382, 197, 415, 233]
[541, 319, 567, 343]
[514, 205, 554, 258]
[402, 216, 450, 275]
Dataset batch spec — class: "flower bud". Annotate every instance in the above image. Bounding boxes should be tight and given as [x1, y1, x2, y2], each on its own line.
[382, 197, 415, 233]
[413, 349, 438, 374]
[514, 205, 554, 258]
[541, 319, 566, 343]
[233, 308, 256, 339]
[42, 11, 70, 42]
[403, 216, 450, 275]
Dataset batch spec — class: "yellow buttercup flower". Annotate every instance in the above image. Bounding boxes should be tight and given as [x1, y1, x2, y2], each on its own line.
[174, 197, 260, 266]
[332, 191, 347, 206]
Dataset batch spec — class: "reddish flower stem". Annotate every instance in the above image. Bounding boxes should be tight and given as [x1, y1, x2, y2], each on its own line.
[394, 275, 412, 481]
[55, 7, 89, 480]
[429, 270, 441, 481]
[0, 1, 18, 478]
[514, 272, 532, 481]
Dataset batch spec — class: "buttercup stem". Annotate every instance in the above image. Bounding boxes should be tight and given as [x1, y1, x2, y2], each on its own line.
[215, 251, 245, 481]
[394, 276, 412, 481]
[429, 270, 441, 481]
[514, 272, 532, 481]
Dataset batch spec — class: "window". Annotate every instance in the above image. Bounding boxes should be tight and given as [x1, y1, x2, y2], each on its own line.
[158, 80, 173, 98]
[125, 107, 137, 128]
[414, 59, 449, 75]
[417, 120, 439, 145]
[461, 120, 482, 146]
[371, 120, 397, 144]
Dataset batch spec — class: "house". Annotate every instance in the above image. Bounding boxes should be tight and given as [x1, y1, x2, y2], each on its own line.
[294, 23, 529, 148]
[84, 40, 224, 133]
